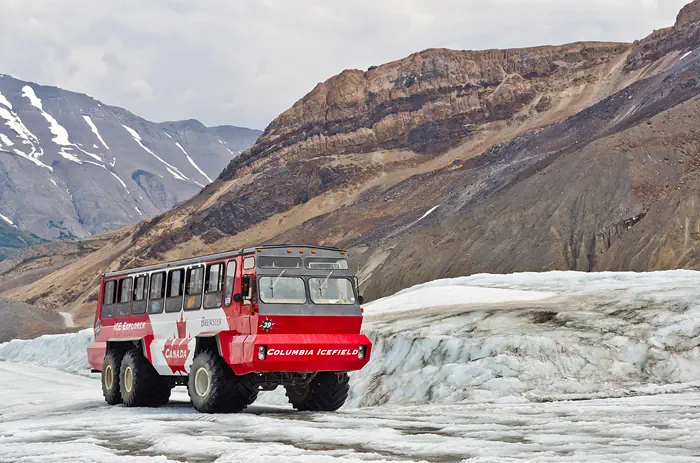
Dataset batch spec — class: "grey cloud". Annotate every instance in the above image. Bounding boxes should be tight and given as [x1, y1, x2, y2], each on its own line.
[0, 0, 692, 129]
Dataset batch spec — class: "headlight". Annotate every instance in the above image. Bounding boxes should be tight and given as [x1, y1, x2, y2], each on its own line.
[257, 345, 267, 360]
[358, 346, 366, 359]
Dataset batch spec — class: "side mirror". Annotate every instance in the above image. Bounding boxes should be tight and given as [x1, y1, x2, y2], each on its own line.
[358, 295, 364, 304]
[233, 293, 243, 303]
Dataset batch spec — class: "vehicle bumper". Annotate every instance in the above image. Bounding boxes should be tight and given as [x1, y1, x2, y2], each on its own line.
[87, 342, 107, 371]
[221, 333, 372, 375]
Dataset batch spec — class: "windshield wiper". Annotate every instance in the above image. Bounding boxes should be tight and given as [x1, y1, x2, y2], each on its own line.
[319, 270, 333, 291]
[271, 269, 286, 289]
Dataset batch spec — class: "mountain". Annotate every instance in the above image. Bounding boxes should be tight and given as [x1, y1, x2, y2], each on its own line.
[4, 1, 700, 323]
[0, 74, 261, 245]
[0, 217, 46, 262]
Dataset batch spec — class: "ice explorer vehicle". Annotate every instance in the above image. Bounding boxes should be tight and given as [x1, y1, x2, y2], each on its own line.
[88, 245, 371, 413]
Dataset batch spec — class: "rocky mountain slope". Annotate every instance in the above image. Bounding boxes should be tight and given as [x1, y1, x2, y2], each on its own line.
[0, 74, 261, 246]
[5, 1, 700, 324]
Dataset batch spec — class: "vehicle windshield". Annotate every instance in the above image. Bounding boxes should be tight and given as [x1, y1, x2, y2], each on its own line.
[308, 277, 356, 305]
[259, 276, 306, 304]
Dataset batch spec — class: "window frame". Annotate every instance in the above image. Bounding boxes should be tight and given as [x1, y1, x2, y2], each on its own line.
[148, 271, 166, 314]
[224, 260, 237, 307]
[102, 279, 117, 319]
[116, 277, 133, 317]
[257, 256, 302, 269]
[258, 276, 307, 304]
[204, 262, 225, 309]
[304, 257, 349, 270]
[132, 275, 149, 315]
[307, 277, 357, 305]
[184, 266, 204, 311]
[165, 268, 185, 313]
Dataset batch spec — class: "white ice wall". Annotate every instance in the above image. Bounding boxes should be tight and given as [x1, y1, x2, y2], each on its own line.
[0, 329, 93, 375]
[3, 271, 700, 407]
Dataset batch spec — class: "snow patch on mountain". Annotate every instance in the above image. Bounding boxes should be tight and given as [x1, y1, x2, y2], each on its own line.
[0, 213, 16, 227]
[84, 160, 130, 193]
[109, 172, 129, 193]
[21, 86, 70, 147]
[176, 141, 213, 183]
[82, 115, 110, 150]
[0, 133, 13, 146]
[0, 90, 11, 109]
[0, 106, 39, 144]
[11, 147, 52, 170]
[416, 205, 439, 223]
[21, 85, 87, 164]
[121, 124, 189, 182]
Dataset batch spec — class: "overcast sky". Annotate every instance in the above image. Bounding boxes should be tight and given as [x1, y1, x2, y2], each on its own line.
[0, 0, 692, 130]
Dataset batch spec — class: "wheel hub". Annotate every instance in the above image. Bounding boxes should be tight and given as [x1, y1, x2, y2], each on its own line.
[194, 367, 211, 398]
[104, 365, 113, 389]
[124, 366, 133, 393]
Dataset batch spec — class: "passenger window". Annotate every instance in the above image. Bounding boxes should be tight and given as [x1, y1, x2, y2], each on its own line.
[102, 280, 116, 318]
[148, 272, 166, 314]
[132, 275, 148, 315]
[224, 261, 236, 307]
[243, 256, 255, 269]
[204, 263, 224, 309]
[116, 277, 133, 317]
[166, 269, 185, 313]
[241, 276, 256, 305]
[184, 267, 204, 311]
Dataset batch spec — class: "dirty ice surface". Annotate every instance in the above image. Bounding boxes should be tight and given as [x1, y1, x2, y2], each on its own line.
[3, 271, 700, 462]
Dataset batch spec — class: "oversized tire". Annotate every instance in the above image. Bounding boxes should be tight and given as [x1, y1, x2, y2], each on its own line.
[285, 372, 350, 412]
[120, 349, 171, 407]
[188, 351, 258, 413]
[102, 350, 124, 405]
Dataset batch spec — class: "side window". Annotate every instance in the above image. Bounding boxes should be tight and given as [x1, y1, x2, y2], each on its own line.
[241, 276, 256, 305]
[223, 261, 236, 307]
[102, 280, 116, 318]
[184, 267, 204, 311]
[148, 272, 166, 314]
[166, 269, 185, 313]
[116, 277, 133, 317]
[243, 256, 255, 270]
[132, 276, 148, 315]
[204, 263, 224, 309]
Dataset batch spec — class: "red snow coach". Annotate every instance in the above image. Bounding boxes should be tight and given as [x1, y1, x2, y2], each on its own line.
[88, 245, 371, 413]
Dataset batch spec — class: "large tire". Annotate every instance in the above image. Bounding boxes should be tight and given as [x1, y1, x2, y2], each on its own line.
[188, 351, 258, 413]
[102, 350, 124, 405]
[285, 372, 350, 412]
[120, 349, 171, 407]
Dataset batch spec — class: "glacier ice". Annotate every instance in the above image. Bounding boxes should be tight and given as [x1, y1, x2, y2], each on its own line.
[4, 271, 700, 408]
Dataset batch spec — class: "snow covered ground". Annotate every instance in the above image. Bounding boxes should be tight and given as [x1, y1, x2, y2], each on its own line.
[2, 362, 700, 462]
[3, 271, 700, 461]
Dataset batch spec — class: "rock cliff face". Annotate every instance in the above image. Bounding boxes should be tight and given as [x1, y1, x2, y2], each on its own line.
[229, 43, 630, 176]
[7, 1, 700, 322]
[139, 41, 635, 263]
[625, 0, 700, 71]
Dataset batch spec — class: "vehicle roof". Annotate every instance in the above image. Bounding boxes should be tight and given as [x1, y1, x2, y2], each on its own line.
[104, 244, 345, 278]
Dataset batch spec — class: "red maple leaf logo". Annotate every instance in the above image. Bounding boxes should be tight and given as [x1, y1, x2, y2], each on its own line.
[163, 311, 191, 374]
[176, 311, 187, 338]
